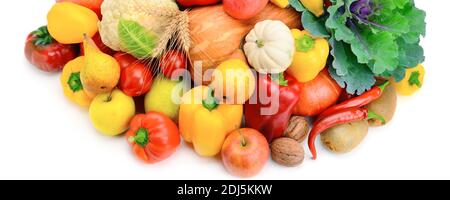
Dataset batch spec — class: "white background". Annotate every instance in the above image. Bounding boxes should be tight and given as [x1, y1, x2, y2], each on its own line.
[0, 0, 448, 180]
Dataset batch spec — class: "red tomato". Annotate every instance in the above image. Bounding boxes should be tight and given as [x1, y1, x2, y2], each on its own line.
[293, 69, 342, 116]
[56, 0, 103, 19]
[114, 52, 139, 70]
[116, 53, 153, 97]
[159, 50, 187, 79]
[126, 112, 181, 164]
[80, 33, 115, 56]
[25, 26, 78, 72]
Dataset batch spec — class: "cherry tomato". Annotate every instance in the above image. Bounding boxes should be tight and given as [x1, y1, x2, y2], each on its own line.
[159, 50, 187, 79]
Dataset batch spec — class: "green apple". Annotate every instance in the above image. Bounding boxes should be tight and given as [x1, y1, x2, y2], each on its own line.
[145, 76, 185, 122]
[89, 89, 136, 136]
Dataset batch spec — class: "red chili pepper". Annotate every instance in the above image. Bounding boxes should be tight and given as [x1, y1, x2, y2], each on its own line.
[316, 81, 389, 122]
[244, 73, 301, 143]
[308, 107, 385, 160]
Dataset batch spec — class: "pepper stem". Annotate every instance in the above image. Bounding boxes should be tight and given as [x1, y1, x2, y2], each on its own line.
[408, 71, 422, 88]
[202, 87, 219, 112]
[270, 73, 288, 87]
[367, 111, 386, 124]
[68, 72, 83, 92]
[378, 81, 390, 92]
[295, 34, 315, 52]
[32, 26, 53, 46]
[128, 128, 149, 148]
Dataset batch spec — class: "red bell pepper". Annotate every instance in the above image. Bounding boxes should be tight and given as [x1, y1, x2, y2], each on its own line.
[126, 112, 181, 164]
[24, 26, 78, 72]
[244, 73, 301, 143]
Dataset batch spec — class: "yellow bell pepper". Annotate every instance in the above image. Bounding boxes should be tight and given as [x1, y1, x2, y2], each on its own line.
[393, 64, 425, 96]
[61, 57, 95, 107]
[47, 2, 99, 44]
[300, 0, 325, 17]
[288, 29, 329, 83]
[270, 0, 290, 8]
[179, 86, 243, 157]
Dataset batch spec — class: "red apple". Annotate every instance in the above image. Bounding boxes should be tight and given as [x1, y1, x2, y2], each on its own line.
[221, 128, 270, 178]
[56, 0, 103, 19]
[223, 0, 269, 20]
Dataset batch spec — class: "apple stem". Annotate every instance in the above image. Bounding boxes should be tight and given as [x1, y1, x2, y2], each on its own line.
[238, 129, 247, 147]
[105, 89, 114, 102]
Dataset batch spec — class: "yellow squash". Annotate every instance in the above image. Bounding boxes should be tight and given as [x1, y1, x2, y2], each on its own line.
[47, 2, 99, 44]
[288, 29, 329, 83]
[60, 57, 95, 107]
[179, 86, 243, 157]
[393, 64, 425, 96]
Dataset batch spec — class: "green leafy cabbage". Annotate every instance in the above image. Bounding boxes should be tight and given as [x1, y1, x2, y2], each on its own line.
[290, 0, 426, 94]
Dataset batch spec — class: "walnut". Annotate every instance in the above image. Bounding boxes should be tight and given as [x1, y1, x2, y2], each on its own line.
[283, 116, 310, 143]
[271, 137, 304, 167]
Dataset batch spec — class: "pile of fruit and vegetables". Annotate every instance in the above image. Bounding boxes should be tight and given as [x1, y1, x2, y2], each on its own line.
[25, 0, 426, 177]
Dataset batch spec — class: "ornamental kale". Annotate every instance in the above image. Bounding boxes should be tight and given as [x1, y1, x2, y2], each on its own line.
[290, 0, 426, 95]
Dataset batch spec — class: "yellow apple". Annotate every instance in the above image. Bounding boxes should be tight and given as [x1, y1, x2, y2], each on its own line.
[89, 89, 135, 136]
[145, 76, 185, 122]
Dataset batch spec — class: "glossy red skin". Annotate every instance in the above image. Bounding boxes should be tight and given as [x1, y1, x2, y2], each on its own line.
[223, 0, 269, 20]
[56, 0, 103, 19]
[116, 53, 153, 97]
[25, 33, 78, 72]
[80, 33, 115, 56]
[177, 0, 221, 7]
[159, 50, 187, 79]
[294, 69, 342, 117]
[244, 74, 301, 143]
[126, 113, 181, 164]
[317, 86, 384, 121]
[114, 52, 139, 70]
[221, 128, 270, 178]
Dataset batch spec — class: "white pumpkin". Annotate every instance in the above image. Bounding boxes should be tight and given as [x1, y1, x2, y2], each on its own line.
[243, 20, 295, 74]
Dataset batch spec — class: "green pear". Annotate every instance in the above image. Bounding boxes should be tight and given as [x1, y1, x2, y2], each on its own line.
[145, 76, 186, 122]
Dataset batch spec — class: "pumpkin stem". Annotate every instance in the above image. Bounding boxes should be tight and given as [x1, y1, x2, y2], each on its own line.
[256, 40, 265, 48]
